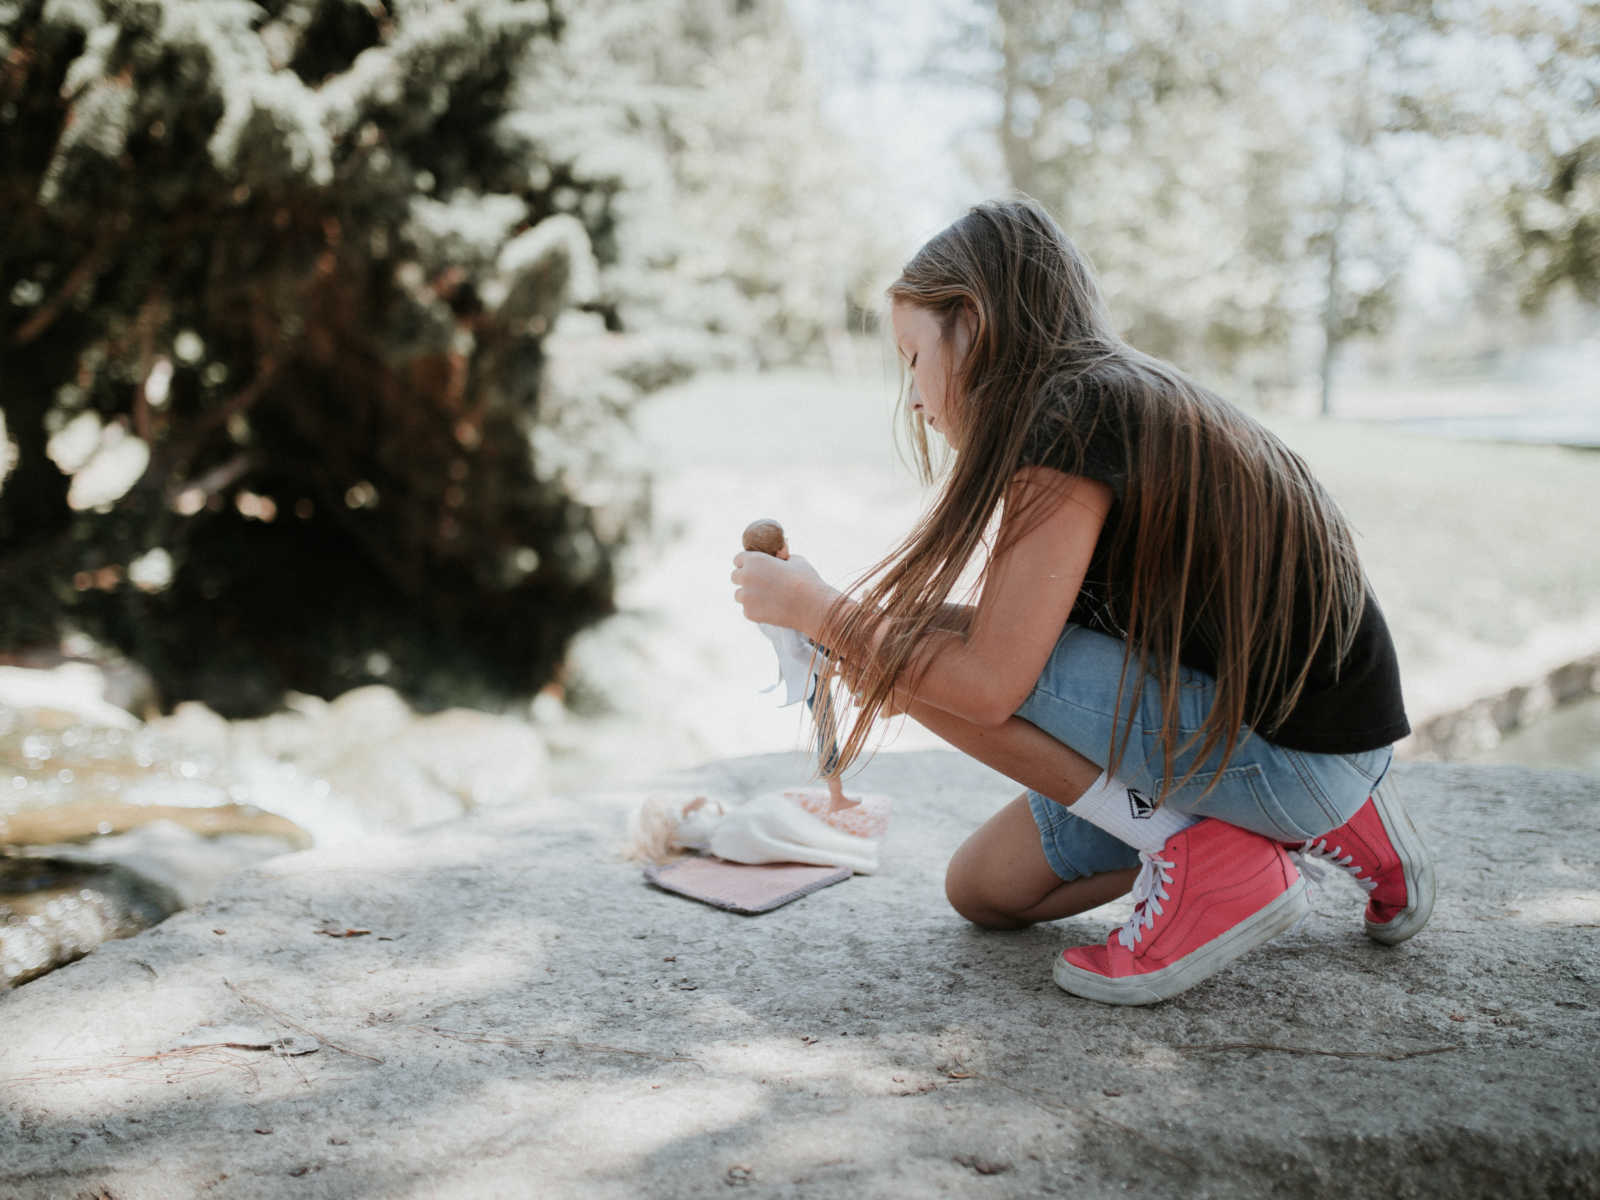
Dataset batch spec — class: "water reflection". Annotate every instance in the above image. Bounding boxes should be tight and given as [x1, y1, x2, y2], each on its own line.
[1473, 695, 1600, 776]
[0, 683, 552, 989]
[1, 707, 313, 989]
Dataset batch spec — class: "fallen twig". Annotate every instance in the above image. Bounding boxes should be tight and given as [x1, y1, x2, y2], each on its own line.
[408, 1024, 701, 1068]
[191, 1039, 316, 1055]
[1175, 1042, 1460, 1062]
[12, 1046, 264, 1091]
[224, 979, 385, 1065]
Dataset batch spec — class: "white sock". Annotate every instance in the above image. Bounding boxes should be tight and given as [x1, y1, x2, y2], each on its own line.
[1066, 772, 1198, 853]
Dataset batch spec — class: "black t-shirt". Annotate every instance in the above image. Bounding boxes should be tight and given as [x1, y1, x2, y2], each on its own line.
[1025, 387, 1410, 755]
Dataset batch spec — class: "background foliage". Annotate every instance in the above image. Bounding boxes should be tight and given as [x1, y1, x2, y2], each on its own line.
[1, 0, 1593, 718]
[918, 0, 1599, 404]
[0, 0, 890, 715]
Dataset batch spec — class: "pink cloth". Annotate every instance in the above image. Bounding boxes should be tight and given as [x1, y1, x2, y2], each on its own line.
[783, 788, 892, 840]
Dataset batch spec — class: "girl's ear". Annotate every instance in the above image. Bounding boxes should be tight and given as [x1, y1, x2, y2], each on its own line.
[953, 299, 979, 362]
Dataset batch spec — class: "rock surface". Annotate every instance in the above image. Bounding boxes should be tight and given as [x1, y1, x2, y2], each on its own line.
[146, 687, 553, 835]
[0, 754, 1595, 1199]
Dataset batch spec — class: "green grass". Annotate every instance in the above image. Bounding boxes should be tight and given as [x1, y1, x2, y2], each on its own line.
[1270, 416, 1599, 662]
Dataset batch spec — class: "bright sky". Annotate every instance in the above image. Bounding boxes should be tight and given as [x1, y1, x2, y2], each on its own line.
[785, 0, 998, 247]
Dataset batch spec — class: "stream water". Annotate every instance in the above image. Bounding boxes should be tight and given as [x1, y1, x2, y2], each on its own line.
[0, 709, 311, 987]
[0, 676, 553, 987]
[1471, 694, 1600, 775]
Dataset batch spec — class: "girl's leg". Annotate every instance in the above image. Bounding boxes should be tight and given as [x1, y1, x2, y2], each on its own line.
[902, 696, 1103, 805]
[944, 792, 1139, 929]
[901, 695, 1140, 927]
[900, 622, 1416, 1003]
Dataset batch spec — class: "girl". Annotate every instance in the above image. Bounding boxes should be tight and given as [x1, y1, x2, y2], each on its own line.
[730, 197, 1434, 1006]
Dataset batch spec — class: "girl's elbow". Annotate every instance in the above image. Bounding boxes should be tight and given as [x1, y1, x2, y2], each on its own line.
[971, 707, 1013, 730]
[970, 686, 1030, 729]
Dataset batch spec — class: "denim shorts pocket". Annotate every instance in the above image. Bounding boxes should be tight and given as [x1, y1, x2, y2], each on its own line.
[1280, 746, 1389, 831]
[1164, 762, 1310, 843]
[1342, 745, 1393, 787]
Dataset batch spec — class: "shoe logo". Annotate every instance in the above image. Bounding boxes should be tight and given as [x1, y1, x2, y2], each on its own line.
[1127, 788, 1156, 820]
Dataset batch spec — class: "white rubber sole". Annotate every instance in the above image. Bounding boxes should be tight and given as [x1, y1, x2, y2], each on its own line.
[1053, 878, 1311, 1006]
[1364, 777, 1436, 946]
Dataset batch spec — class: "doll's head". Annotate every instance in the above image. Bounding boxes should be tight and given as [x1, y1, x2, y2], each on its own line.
[741, 519, 789, 559]
[625, 794, 726, 863]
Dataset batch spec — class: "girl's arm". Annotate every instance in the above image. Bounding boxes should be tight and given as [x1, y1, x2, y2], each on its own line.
[929, 603, 976, 634]
[871, 467, 1110, 726]
[732, 467, 1111, 728]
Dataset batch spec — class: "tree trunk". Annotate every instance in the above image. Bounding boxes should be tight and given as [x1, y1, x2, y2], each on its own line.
[996, 0, 1042, 202]
[0, 349, 72, 552]
[1319, 145, 1355, 419]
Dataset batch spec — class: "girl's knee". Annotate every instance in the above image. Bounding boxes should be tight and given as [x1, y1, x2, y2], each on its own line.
[943, 853, 1028, 929]
[942, 853, 982, 920]
[944, 792, 1063, 928]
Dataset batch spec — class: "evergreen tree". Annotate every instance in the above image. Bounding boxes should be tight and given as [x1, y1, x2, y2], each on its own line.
[0, 0, 676, 714]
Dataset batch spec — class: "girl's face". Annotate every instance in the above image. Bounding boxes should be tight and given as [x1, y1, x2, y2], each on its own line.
[891, 299, 973, 448]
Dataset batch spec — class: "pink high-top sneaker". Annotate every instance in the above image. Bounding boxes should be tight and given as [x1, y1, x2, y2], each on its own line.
[1285, 777, 1434, 945]
[1054, 819, 1309, 1006]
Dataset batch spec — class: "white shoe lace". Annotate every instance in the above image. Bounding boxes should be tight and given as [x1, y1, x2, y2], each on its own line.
[1116, 850, 1176, 949]
[1292, 837, 1376, 893]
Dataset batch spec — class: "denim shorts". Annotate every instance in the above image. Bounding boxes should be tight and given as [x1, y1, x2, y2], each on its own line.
[1017, 623, 1395, 883]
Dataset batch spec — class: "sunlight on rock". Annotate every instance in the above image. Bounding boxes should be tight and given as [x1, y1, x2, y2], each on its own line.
[544, 1078, 766, 1160]
[0, 667, 141, 730]
[1511, 891, 1600, 926]
[693, 1036, 882, 1084]
[141, 686, 551, 843]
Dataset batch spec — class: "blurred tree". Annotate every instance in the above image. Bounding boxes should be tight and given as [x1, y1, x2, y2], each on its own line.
[1, 0, 846, 717]
[939, 0, 1600, 409]
[532, 0, 896, 366]
[1298, 0, 1441, 416]
[951, 0, 1315, 398]
[1482, 1, 1598, 312]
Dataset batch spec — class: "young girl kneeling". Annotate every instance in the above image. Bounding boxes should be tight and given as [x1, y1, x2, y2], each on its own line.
[730, 197, 1434, 1006]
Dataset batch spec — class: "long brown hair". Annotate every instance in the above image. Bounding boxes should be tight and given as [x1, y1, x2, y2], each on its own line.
[820, 196, 1366, 799]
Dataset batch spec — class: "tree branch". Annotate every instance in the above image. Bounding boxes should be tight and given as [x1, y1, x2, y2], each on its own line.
[11, 228, 120, 347]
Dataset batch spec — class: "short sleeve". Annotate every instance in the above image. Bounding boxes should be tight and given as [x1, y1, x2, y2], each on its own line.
[1019, 380, 1130, 502]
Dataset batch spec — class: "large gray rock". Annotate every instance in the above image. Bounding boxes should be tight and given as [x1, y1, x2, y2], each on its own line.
[0, 755, 1595, 1198]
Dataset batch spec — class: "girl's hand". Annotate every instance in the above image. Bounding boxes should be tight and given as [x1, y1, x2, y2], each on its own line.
[730, 551, 835, 636]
